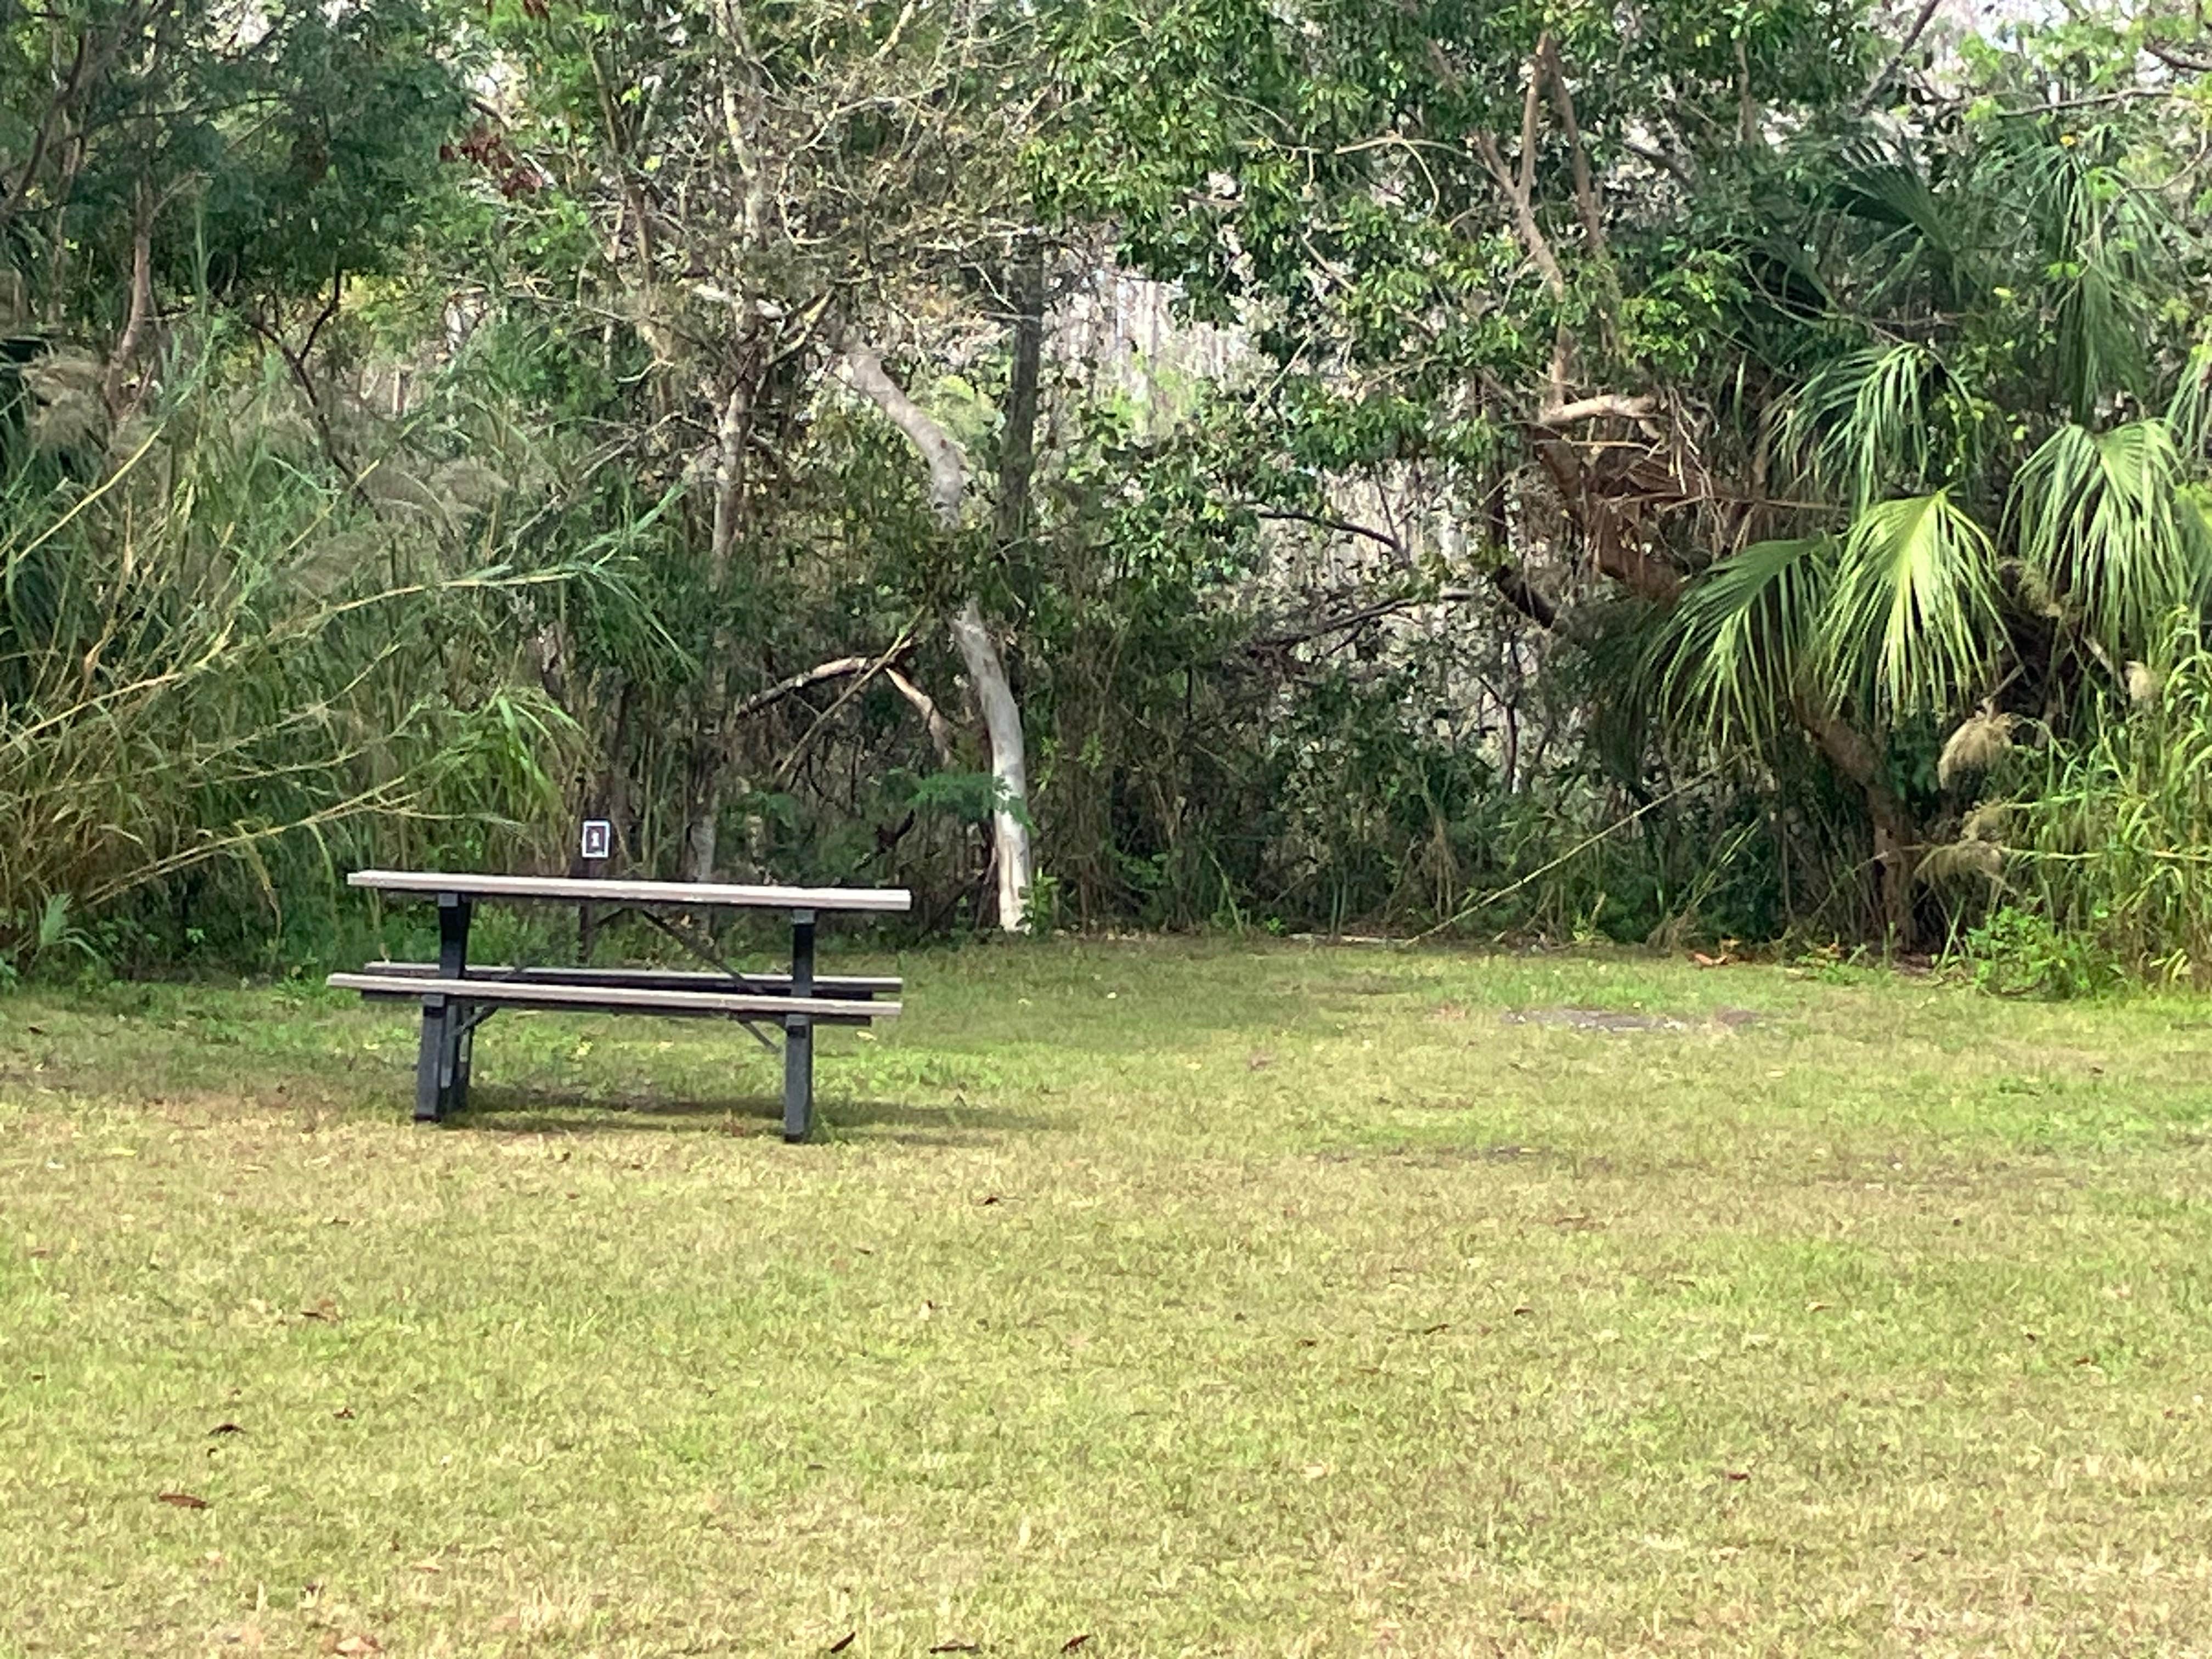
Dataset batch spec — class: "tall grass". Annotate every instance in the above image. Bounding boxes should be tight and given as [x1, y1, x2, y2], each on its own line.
[0, 360, 591, 972]
[1994, 641, 2212, 981]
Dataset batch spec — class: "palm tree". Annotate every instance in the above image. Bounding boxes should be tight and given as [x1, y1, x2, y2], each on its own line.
[1659, 115, 2212, 940]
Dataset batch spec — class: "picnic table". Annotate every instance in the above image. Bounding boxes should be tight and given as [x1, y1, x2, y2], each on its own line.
[328, 871, 909, 1141]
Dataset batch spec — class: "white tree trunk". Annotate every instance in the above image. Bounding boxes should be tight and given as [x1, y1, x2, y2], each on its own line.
[841, 341, 1036, 932]
[950, 597, 1032, 929]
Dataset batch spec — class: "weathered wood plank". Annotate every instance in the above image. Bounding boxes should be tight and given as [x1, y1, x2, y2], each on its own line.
[346, 869, 911, 913]
[360, 962, 901, 995]
[328, 973, 900, 1022]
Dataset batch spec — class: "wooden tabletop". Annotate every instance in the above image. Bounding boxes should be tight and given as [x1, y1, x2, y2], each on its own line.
[347, 870, 912, 913]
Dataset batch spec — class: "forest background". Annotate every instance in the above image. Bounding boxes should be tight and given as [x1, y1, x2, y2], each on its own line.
[5, 0, 2212, 994]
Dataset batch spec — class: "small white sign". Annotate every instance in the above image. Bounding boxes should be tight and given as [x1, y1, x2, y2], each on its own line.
[580, 819, 613, 861]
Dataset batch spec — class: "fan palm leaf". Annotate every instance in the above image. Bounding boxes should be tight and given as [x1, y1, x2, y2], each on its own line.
[2011, 420, 2212, 661]
[1658, 534, 1836, 747]
[1820, 490, 2005, 720]
[1780, 345, 1970, 509]
[2163, 343, 2212, 460]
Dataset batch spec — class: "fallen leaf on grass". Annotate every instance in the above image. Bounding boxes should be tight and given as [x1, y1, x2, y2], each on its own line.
[332, 1407, 356, 1420]
[929, 1643, 980, 1654]
[1722, 1470, 1751, 1482]
[975, 1194, 1002, 1206]
[157, 1492, 209, 1509]
[827, 1634, 855, 1654]
[208, 1423, 245, 1437]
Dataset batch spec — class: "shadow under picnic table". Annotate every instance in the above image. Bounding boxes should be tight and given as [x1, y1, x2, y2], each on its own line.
[449, 1082, 1062, 1140]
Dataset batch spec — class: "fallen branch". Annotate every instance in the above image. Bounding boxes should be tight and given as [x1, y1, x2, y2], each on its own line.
[728, 655, 882, 723]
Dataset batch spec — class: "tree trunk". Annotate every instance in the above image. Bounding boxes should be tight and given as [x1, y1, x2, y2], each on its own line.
[995, 236, 1044, 551]
[680, 743, 720, 883]
[951, 597, 1033, 929]
[1797, 704, 1917, 947]
[842, 337, 1037, 932]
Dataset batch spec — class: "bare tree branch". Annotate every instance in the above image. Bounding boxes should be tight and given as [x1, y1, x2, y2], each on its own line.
[1539, 391, 1662, 426]
[1251, 588, 1482, 652]
[101, 182, 154, 419]
[727, 654, 880, 723]
[841, 340, 966, 527]
[887, 667, 956, 764]
[1255, 507, 1407, 556]
[1537, 35, 1608, 261]
[1858, 0, 1944, 112]
[1473, 131, 1566, 297]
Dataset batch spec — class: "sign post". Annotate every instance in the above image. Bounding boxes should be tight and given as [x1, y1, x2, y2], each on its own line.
[577, 819, 613, 960]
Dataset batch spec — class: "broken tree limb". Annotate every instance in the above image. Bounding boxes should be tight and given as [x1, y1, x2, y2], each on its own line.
[727, 654, 878, 723]
[887, 667, 956, 765]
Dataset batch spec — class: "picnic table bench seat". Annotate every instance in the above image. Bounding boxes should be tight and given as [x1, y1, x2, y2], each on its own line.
[343, 961, 902, 1001]
[328, 972, 900, 1023]
[329, 870, 909, 1140]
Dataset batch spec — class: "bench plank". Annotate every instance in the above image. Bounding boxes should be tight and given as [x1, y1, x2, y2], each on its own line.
[360, 962, 900, 995]
[329, 973, 899, 1022]
[348, 869, 910, 913]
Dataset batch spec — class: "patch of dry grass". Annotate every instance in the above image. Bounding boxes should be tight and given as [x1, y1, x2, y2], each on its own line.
[7, 940, 2212, 1655]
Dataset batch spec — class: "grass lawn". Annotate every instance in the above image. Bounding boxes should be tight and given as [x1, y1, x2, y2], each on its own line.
[7, 939, 2212, 1656]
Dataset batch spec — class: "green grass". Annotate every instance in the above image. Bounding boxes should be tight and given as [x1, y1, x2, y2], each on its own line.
[8, 939, 2212, 1655]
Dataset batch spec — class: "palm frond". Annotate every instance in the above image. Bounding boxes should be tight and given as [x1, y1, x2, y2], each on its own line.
[1826, 142, 1970, 309]
[1978, 123, 2164, 420]
[1657, 535, 1837, 748]
[1779, 345, 1969, 509]
[2010, 420, 2212, 659]
[1821, 490, 2004, 719]
[2055, 252, 2149, 425]
[2164, 343, 2212, 460]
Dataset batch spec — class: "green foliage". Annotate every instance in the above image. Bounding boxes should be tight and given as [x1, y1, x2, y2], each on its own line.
[1962, 906, 2123, 1000]
[1982, 638, 2212, 983]
[2, 0, 2208, 976]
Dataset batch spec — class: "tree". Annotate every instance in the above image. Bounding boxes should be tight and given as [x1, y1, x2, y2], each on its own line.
[459, 0, 1046, 924]
[1662, 101, 2212, 940]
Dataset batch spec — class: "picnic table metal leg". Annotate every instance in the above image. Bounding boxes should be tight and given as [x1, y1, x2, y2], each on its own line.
[414, 993, 449, 1122]
[782, 908, 816, 1142]
[414, 893, 473, 1122]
